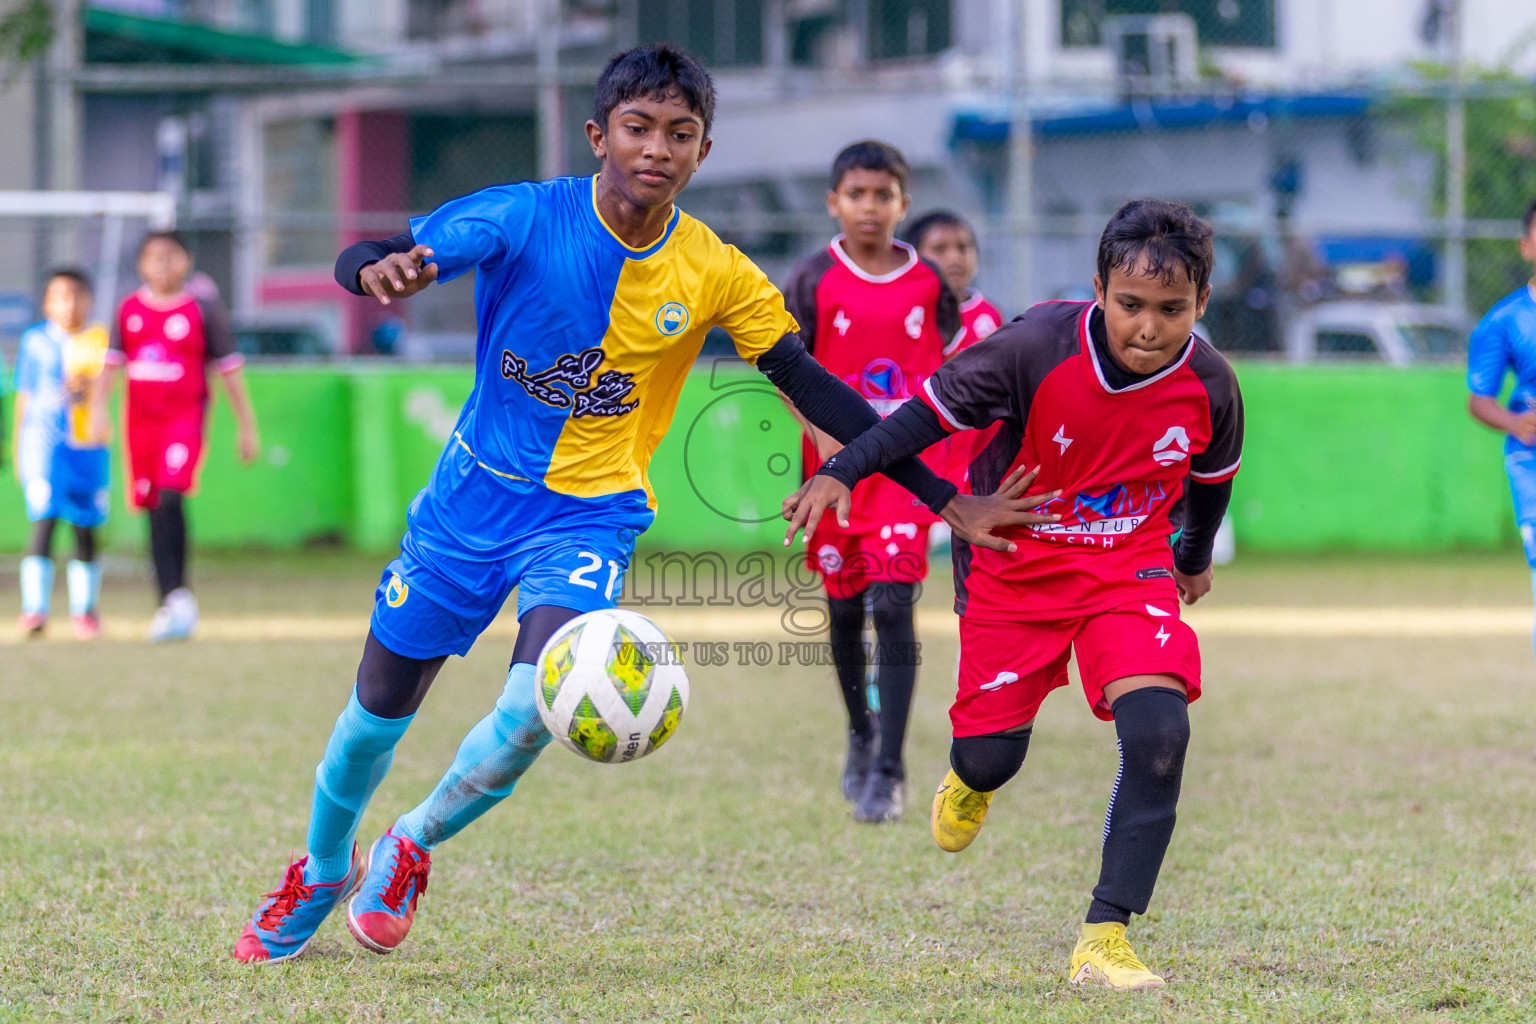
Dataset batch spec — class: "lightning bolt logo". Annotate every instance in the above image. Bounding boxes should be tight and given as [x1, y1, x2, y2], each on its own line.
[1155, 626, 1171, 647]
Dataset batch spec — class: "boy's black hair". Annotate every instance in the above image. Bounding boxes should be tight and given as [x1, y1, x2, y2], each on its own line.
[906, 209, 973, 249]
[830, 140, 909, 193]
[1523, 197, 1536, 235]
[45, 265, 92, 294]
[593, 44, 716, 138]
[1096, 199, 1215, 295]
[138, 230, 190, 257]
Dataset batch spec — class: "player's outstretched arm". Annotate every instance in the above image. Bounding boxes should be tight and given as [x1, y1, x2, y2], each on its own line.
[335, 232, 437, 305]
[756, 334, 956, 512]
[786, 462, 1059, 552]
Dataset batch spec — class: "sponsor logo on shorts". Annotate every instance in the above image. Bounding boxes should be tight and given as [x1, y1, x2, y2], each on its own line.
[164, 443, 189, 472]
[1145, 604, 1171, 618]
[385, 573, 409, 608]
[1155, 626, 1171, 647]
[816, 545, 843, 573]
[979, 670, 1019, 692]
[1135, 567, 1173, 580]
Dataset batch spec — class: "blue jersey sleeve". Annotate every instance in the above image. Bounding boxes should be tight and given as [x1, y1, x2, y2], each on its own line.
[12, 327, 39, 396]
[408, 183, 539, 285]
[1467, 309, 1511, 397]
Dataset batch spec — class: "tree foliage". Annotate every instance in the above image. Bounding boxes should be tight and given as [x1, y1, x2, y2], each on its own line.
[1388, 65, 1536, 313]
[0, 0, 52, 76]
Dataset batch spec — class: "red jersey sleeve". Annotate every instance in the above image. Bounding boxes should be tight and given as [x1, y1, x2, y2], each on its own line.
[784, 251, 832, 356]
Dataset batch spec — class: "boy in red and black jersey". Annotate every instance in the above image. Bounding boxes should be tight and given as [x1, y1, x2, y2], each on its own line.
[907, 209, 1005, 493]
[784, 141, 960, 824]
[786, 200, 1243, 989]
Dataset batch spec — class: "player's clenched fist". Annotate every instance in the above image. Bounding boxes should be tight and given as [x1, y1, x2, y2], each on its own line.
[359, 245, 438, 305]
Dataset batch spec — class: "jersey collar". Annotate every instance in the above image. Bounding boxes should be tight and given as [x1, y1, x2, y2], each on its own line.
[1080, 302, 1193, 395]
[588, 175, 680, 259]
[959, 289, 988, 313]
[828, 235, 919, 283]
[133, 286, 194, 311]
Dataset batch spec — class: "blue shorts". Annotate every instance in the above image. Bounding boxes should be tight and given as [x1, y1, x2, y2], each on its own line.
[369, 520, 639, 659]
[1506, 446, 1536, 564]
[21, 445, 111, 528]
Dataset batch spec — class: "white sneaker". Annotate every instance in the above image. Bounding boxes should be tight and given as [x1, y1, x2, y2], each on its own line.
[149, 588, 199, 642]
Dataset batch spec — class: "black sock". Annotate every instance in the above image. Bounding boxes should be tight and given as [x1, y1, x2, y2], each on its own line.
[26, 518, 56, 559]
[868, 581, 917, 779]
[73, 525, 97, 564]
[827, 593, 872, 736]
[1088, 686, 1190, 924]
[148, 490, 187, 601]
[950, 726, 1032, 792]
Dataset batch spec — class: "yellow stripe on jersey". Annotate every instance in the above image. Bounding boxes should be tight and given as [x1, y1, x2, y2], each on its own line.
[541, 213, 798, 505]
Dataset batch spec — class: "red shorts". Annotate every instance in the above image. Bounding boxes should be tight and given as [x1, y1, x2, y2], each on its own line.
[127, 414, 206, 510]
[807, 516, 930, 600]
[951, 598, 1202, 735]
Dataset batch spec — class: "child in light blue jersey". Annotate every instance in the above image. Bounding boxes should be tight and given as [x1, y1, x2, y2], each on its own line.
[12, 268, 111, 639]
[1468, 197, 1536, 654]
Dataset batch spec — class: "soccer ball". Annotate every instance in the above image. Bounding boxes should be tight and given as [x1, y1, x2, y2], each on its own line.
[534, 609, 689, 764]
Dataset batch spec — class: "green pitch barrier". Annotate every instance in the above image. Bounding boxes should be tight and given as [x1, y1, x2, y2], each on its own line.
[0, 361, 1515, 555]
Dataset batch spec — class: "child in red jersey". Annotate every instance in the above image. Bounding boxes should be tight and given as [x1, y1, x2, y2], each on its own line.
[783, 141, 959, 824]
[908, 209, 1005, 495]
[786, 200, 1243, 990]
[92, 232, 260, 641]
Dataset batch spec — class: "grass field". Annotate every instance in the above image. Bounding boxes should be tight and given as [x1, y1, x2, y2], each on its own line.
[4, 550, 1536, 1022]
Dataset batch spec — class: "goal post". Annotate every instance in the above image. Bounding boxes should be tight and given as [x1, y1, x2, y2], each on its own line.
[0, 190, 177, 344]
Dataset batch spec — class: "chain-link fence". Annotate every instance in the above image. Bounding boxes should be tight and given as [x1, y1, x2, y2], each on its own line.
[31, 0, 1536, 361]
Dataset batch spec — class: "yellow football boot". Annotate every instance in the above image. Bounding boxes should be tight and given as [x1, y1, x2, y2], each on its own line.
[930, 769, 995, 852]
[1068, 922, 1165, 991]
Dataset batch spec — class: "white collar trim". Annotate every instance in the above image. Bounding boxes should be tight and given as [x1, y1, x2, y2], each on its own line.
[1081, 303, 1193, 394]
[829, 235, 919, 284]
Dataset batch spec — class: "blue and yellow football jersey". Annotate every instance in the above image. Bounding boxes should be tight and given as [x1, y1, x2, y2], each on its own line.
[406, 174, 798, 558]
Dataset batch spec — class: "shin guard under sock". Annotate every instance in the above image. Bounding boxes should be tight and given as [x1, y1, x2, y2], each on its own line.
[827, 595, 872, 735]
[868, 582, 917, 779]
[394, 662, 552, 850]
[307, 689, 414, 882]
[20, 556, 54, 616]
[1089, 686, 1189, 921]
[67, 561, 101, 616]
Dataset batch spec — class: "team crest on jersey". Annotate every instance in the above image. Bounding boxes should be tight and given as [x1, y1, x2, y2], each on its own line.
[500, 345, 638, 419]
[654, 302, 690, 336]
[1152, 426, 1191, 466]
[385, 573, 409, 607]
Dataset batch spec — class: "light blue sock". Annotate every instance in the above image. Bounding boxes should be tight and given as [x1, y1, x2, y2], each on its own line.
[20, 556, 54, 616]
[306, 689, 414, 883]
[395, 663, 551, 850]
[67, 560, 101, 616]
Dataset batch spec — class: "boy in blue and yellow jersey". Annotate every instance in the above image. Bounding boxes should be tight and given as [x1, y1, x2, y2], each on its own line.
[232, 44, 1049, 965]
[1468, 196, 1536, 656]
[13, 268, 111, 640]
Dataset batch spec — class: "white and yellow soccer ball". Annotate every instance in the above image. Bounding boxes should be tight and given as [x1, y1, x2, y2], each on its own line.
[535, 609, 689, 764]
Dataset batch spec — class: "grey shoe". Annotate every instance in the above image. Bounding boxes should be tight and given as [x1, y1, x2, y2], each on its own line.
[854, 769, 906, 824]
[842, 730, 880, 803]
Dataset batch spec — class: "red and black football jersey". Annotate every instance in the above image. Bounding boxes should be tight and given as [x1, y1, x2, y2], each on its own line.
[786, 235, 960, 531]
[918, 300, 1243, 621]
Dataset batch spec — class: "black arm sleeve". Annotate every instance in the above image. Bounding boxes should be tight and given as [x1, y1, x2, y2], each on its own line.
[818, 399, 949, 491]
[335, 231, 416, 295]
[1173, 478, 1233, 576]
[756, 334, 957, 513]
